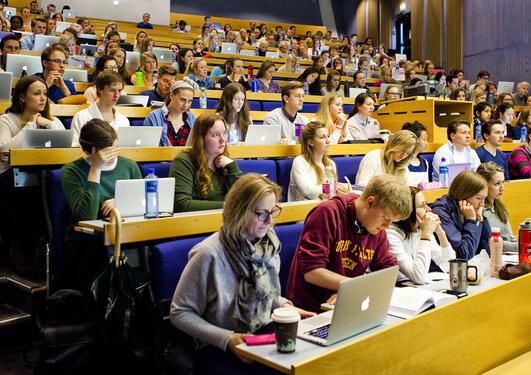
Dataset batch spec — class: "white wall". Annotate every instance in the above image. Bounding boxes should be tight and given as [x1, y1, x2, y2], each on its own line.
[42, 0, 170, 26]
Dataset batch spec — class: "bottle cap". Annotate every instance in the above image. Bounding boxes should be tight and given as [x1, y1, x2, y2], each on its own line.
[441, 157, 446, 162]
[325, 166, 333, 170]
[491, 227, 501, 233]
[147, 168, 155, 174]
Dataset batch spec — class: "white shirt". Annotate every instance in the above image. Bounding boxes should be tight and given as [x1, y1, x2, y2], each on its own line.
[432, 141, 481, 181]
[288, 155, 337, 201]
[355, 149, 386, 186]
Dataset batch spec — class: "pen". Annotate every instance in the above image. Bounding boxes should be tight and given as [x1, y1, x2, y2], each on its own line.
[344, 176, 353, 192]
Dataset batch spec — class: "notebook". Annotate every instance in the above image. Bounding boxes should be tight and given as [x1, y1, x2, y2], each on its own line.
[116, 95, 149, 107]
[23, 129, 73, 149]
[221, 42, 237, 54]
[33, 35, 60, 51]
[297, 266, 399, 346]
[152, 48, 174, 63]
[117, 127, 162, 147]
[6, 54, 42, 78]
[62, 69, 88, 82]
[388, 287, 456, 319]
[244, 125, 281, 146]
[114, 177, 175, 217]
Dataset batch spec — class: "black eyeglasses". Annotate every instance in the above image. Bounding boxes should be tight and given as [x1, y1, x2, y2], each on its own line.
[254, 206, 282, 221]
[47, 58, 68, 65]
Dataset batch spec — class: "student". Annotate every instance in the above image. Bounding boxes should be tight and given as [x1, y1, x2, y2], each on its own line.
[386, 187, 454, 284]
[174, 19, 189, 33]
[288, 121, 349, 201]
[77, 17, 95, 34]
[72, 71, 129, 146]
[170, 173, 313, 374]
[138, 37, 154, 54]
[0, 34, 21, 71]
[321, 70, 344, 96]
[255, 60, 280, 93]
[134, 30, 148, 52]
[20, 17, 47, 50]
[33, 45, 76, 103]
[475, 119, 510, 180]
[296, 67, 321, 96]
[169, 113, 242, 212]
[497, 102, 518, 139]
[423, 62, 435, 80]
[431, 171, 491, 260]
[263, 81, 309, 143]
[450, 87, 468, 101]
[356, 130, 418, 186]
[507, 126, 531, 179]
[108, 47, 132, 85]
[515, 107, 531, 140]
[402, 121, 429, 187]
[188, 57, 214, 89]
[61, 119, 142, 291]
[21, 7, 32, 31]
[83, 56, 126, 104]
[219, 58, 250, 90]
[351, 70, 373, 94]
[445, 74, 460, 98]
[191, 38, 206, 57]
[512, 81, 530, 106]
[0, 76, 64, 175]
[143, 80, 196, 147]
[497, 92, 513, 105]
[346, 92, 380, 140]
[140, 65, 177, 106]
[130, 51, 157, 87]
[312, 55, 327, 75]
[137, 12, 153, 29]
[471, 88, 487, 105]
[175, 47, 194, 74]
[473, 101, 492, 139]
[381, 85, 400, 103]
[313, 93, 348, 144]
[29, 0, 40, 14]
[215, 83, 252, 145]
[432, 119, 481, 181]
[277, 54, 300, 74]
[286, 174, 411, 312]
[476, 162, 517, 252]
[207, 29, 220, 53]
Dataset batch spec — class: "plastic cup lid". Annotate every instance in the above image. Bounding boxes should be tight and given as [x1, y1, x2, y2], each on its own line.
[271, 307, 300, 323]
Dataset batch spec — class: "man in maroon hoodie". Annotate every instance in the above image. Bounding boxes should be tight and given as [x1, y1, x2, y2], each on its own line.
[286, 175, 412, 312]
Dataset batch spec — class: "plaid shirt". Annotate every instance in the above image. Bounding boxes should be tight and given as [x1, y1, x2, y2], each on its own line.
[167, 112, 191, 146]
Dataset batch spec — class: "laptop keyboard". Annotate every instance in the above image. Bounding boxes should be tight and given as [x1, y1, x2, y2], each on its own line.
[307, 324, 330, 339]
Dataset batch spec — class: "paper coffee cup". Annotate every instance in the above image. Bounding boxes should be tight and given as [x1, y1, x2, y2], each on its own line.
[271, 307, 300, 353]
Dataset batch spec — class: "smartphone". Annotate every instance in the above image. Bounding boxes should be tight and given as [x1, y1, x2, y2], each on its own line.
[244, 333, 276, 346]
[439, 289, 468, 298]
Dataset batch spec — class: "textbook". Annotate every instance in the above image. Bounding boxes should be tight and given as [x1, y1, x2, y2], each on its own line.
[388, 287, 457, 319]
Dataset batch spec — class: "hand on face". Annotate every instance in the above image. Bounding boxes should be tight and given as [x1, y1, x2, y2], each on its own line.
[91, 145, 120, 170]
[417, 211, 441, 237]
[459, 200, 476, 221]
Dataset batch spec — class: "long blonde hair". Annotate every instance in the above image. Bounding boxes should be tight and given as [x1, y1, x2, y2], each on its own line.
[282, 54, 297, 73]
[300, 121, 336, 183]
[314, 93, 342, 133]
[380, 130, 418, 177]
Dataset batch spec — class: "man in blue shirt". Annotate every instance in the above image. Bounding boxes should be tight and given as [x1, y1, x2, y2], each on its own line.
[20, 17, 47, 50]
[140, 65, 177, 106]
[475, 119, 510, 180]
[34, 45, 76, 103]
[137, 13, 153, 29]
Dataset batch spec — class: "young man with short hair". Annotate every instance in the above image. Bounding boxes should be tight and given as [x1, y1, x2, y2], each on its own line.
[140, 65, 178, 106]
[137, 13, 153, 29]
[475, 119, 510, 180]
[512, 81, 530, 106]
[20, 17, 47, 50]
[46, 3, 56, 15]
[34, 45, 76, 103]
[286, 174, 411, 312]
[432, 119, 481, 181]
[263, 81, 309, 143]
[445, 74, 459, 98]
[0, 34, 21, 70]
[29, 0, 40, 14]
[105, 30, 121, 43]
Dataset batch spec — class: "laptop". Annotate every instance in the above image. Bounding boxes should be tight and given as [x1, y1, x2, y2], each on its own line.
[33, 35, 60, 51]
[68, 55, 95, 68]
[114, 177, 175, 217]
[239, 49, 255, 56]
[6, 54, 42, 78]
[152, 48, 173, 63]
[221, 42, 237, 54]
[348, 87, 367, 99]
[297, 266, 399, 346]
[79, 44, 98, 56]
[62, 68, 88, 82]
[117, 127, 162, 147]
[23, 129, 73, 149]
[244, 125, 281, 146]
[116, 95, 149, 107]
[119, 42, 134, 52]
[118, 32, 127, 40]
[265, 51, 280, 58]
[77, 35, 97, 46]
[2, 7, 17, 19]
[56, 21, 72, 33]
[497, 81, 514, 95]
[62, 10, 76, 19]
[126, 51, 141, 71]
[0, 31, 14, 42]
[0, 71, 13, 101]
[448, 163, 471, 184]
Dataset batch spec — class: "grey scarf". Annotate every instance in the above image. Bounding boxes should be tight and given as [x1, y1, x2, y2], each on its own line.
[218, 226, 282, 333]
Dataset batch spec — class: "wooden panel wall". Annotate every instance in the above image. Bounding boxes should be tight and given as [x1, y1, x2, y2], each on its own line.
[367, 0, 379, 41]
[380, 0, 393, 48]
[356, 0, 367, 41]
[410, 0, 424, 62]
[446, 0, 463, 71]
[427, 0, 443, 67]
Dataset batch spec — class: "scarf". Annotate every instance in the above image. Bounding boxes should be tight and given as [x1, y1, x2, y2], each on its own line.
[218, 226, 282, 333]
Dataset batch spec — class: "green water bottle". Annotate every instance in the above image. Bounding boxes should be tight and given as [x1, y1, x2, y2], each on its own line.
[135, 71, 143, 86]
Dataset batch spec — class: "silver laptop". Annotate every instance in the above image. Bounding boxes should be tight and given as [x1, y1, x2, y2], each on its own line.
[68, 55, 95, 68]
[221, 42, 237, 54]
[152, 48, 173, 63]
[126, 51, 141, 71]
[448, 163, 471, 184]
[62, 10, 76, 19]
[118, 32, 127, 40]
[0, 71, 13, 101]
[117, 127, 163, 147]
[6, 54, 42, 78]
[33, 35, 60, 51]
[116, 95, 149, 107]
[115, 177, 175, 217]
[348, 87, 367, 99]
[298, 266, 399, 346]
[23, 129, 73, 149]
[63, 68, 88, 82]
[239, 49, 255, 57]
[79, 44, 98, 56]
[56, 21, 72, 33]
[244, 125, 281, 146]
[2, 7, 17, 19]
[497, 81, 514, 95]
[265, 51, 280, 58]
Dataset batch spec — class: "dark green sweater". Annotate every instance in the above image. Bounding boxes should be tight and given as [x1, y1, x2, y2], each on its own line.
[169, 152, 242, 212]
[60, 156, 142, 240]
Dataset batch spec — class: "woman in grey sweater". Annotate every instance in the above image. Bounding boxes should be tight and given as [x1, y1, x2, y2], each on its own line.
[170, 173, 314, 374]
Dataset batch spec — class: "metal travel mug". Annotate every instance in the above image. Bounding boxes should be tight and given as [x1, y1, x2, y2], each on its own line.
[449, 259, 478, 293]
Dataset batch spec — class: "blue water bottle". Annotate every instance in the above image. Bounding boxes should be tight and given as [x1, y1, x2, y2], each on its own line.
[251, 77, 258, 92]
[304, 81, 309, 95]
[474, 119, 483, 143]
[439, 157, 449, 188]
[488, 92, 493, 104]
[145, 169, 159, 219]
[520, 125, 527, 143]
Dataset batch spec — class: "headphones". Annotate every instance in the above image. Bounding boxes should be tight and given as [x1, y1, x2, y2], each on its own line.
[347, 199, 368, 235]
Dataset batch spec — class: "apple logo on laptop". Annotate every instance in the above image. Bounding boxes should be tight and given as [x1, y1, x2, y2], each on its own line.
[361, 296, 370, 311]
[259, 135, 266, 142]
[135, 138, 142, 146]
[44, 139, 52, 148]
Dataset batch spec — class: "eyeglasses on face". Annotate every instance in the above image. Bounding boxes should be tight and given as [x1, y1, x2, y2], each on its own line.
[254, 205, 282, 221]
[47, 58, 68, 65]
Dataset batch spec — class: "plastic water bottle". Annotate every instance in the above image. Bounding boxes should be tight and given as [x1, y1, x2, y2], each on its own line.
[247, 66, 253, 80]
[439, 157, 449, 188]
[20, 65, 27, 78]
[153, 69, 158, 86]
[145, 169, 159, 219]
[488, 92, 493, 104]
[489, 227, 503, 277]
[322, 166, 336, 200]
[255, 46, 259, 56]
[251, 77, 258, 93]
[520, 125, 527, 143]
[172, 50, 177, 63]
[474, 119, 483, 143]
[304, 81, 309, 95]
[199, 87, 207, 109]
[363, 67, 368, 78]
